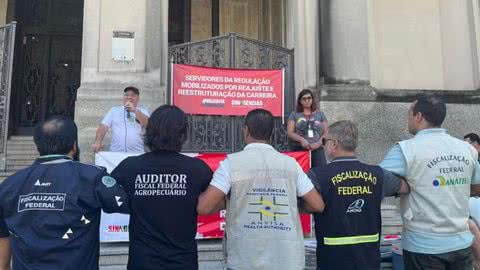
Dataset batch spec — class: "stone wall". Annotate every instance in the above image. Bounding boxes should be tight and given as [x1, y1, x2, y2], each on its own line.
[320, 98, 480, 164]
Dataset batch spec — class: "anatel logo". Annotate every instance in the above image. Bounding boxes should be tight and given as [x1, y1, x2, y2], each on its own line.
[432, 176, 467, 187]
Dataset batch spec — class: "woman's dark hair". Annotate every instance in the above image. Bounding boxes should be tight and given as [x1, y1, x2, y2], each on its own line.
[33, 116, 78, 156]
[145, 105, 187, 152]
[296, 89, 317, 112]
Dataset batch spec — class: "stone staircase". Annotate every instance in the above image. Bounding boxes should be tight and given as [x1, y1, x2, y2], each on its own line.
[0, 136, 38, 181]
[99, 240, 321, 270]
[99, 240, 225, 270]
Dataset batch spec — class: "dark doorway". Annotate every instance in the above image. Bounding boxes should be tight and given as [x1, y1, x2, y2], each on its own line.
[168, 0, 191, 46]
[10, 0, 83, 135]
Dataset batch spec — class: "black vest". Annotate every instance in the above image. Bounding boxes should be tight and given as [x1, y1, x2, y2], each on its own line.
[309, 158, 384, 270]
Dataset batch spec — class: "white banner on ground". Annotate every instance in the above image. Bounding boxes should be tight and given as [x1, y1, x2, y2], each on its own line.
[96, 151, 141, 242]
[96, 151, 198, 242]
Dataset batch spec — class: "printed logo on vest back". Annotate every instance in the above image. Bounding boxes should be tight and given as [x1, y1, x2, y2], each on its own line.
[346, 199, 365, 213]
[432, 176, 468, 187]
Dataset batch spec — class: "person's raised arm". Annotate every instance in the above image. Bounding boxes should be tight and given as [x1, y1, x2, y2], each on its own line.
[134, 109, 149, 128]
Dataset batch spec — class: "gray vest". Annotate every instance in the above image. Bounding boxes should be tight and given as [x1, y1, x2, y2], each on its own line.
[225, 145, 305, 270]
[399, 130, 477, 235]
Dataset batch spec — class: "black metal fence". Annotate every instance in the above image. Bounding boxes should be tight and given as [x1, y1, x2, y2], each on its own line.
[168, 33, 294, 152]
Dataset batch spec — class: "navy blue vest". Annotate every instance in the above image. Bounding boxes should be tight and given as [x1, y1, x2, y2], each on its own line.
[0, 156, 129, 270]
[309, 158, 384, 270]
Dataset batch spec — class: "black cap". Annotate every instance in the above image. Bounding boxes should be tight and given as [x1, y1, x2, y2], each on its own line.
[124, 86, 139, 95]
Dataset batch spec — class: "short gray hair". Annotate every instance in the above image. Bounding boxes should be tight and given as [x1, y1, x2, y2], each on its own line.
[328, 120, 358, 152]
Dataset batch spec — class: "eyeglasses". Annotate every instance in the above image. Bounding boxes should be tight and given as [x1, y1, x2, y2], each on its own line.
[301, 96, 312, 101]
[124, 93, 138, 97]
[322, 137, 335, 146]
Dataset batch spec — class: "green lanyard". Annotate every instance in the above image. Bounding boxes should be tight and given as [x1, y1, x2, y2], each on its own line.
[38, 154, 71, 160]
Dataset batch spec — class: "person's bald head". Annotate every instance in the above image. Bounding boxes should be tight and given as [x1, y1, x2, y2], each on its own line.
[34, 116, 78, 156]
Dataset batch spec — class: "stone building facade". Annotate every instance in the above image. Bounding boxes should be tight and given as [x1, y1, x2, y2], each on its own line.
[0, 0, 478, 164]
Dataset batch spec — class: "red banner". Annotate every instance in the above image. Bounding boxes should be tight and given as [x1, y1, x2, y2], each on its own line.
[172, 64, 284, 116]
[196, 151, 312, 239]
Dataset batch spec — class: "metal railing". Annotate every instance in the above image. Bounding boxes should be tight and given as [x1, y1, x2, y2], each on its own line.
[0, 22, 16, 171]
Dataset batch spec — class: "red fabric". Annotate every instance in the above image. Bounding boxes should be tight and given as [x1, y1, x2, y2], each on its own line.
[196, 151, 312, 238]
[172, 64, 284, 116]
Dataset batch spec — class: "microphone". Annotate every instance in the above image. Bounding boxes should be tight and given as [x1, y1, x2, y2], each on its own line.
[125, 107, 131, 119]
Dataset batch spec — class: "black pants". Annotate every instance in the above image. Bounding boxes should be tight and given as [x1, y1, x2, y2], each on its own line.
[311, 147, 326, 168]
[290, 145, 326, 168]
[403, 247, 472, 270]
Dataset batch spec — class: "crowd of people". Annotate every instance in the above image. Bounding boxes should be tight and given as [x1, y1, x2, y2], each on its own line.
[0, 88, 478, 270]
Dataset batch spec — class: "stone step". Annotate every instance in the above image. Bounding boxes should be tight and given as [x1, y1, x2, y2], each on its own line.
[6, 164, 29, 171]
[7, 159, 33, 166]
[97, 240, 328, 269]
[99, 261, 225, 270]
[6, 154, 39, 160]
[99, 240, 223, 267]
[198, 261, 225, 270]
[6, 149, 38, 155]
[6, 140, 35, 145]
[99, 266, 126, 270]
[6, 144, 37, 151]
[99, 243, 128, 266]
[9, 136, 34, 141]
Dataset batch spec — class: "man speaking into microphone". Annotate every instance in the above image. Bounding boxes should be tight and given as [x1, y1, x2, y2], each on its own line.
[93, 86, 150, 153]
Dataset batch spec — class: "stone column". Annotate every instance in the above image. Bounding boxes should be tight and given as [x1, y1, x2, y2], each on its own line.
[159, 0, 169, 91]
[368, 0, 480, 90]
[320, 0, 370, 84]
[0, 0, 8, 24]
[75, 0, 165, 163]
[287, 0, 321, 95]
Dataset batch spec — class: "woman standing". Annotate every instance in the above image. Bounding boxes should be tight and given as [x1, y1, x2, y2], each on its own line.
[287, 89, 328, 167]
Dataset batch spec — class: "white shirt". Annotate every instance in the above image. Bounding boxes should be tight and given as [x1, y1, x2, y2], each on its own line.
[210, 143, 314, 196]
[101, 106, 150, 153]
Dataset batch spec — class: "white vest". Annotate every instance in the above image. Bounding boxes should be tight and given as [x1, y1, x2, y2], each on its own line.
[225, 145, 305, 270]
[399, 129, 478, 235]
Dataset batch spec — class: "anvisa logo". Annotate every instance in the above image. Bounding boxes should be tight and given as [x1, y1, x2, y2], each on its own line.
[432, 176, 467, 187]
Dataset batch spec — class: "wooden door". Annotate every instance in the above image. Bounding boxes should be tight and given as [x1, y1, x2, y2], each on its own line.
[11, 0, 83, 134]
[219, 0, 260, 39]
